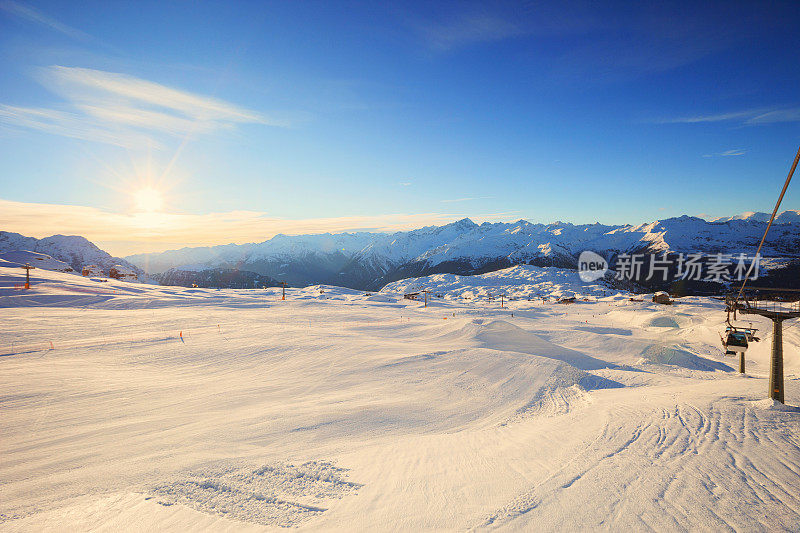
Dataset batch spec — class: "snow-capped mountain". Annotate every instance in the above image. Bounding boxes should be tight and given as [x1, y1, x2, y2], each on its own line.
[125, 212, 800, 291]
[381, 264, 616, 301]
[0, 231, 143, 277]
[0, 250, 75, 272]
[711, 210, 800, 224]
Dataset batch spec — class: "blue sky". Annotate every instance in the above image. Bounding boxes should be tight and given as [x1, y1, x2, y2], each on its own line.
[1, 0, 799, 254]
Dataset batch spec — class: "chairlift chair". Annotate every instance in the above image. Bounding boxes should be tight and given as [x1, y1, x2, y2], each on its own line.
[723, 330, 749, 355]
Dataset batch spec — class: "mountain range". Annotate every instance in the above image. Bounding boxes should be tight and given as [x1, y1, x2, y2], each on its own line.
[123, 211, 800, 291]
[0, 232, 144, 277]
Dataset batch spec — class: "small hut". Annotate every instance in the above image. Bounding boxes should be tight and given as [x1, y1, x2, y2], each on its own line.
[652, 291, 672, 305]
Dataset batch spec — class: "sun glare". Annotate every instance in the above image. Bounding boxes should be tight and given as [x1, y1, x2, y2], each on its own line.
[134, 187, 164, 212]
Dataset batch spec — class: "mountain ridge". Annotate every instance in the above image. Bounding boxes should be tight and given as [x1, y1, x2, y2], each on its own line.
[122, 211, 800, 290]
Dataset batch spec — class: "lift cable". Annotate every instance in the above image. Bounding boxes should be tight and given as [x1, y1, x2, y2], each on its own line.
[733, 145, 800, 306]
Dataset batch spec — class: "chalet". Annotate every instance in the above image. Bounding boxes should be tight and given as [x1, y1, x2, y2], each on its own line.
[108, 264, 138, 282]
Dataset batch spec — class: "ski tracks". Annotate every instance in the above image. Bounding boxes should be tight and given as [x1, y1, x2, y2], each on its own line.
[477, 399, 800, 531]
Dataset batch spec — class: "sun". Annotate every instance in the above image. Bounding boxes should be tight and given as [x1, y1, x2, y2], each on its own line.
[134, 187, 164, 212]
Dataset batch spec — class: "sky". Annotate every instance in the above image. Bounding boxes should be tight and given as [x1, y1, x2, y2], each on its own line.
[1, 0, 799, 256]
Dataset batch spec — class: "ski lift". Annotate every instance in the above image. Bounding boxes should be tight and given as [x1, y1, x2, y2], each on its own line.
[722, 296, 759, 355]
[722, 329, 749, 355]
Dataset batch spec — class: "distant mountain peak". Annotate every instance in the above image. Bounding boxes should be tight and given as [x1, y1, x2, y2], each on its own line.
[451, 217, 477, 227]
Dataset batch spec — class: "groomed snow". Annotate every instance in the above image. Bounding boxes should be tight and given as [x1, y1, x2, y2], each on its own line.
[1, 265, 799, 531]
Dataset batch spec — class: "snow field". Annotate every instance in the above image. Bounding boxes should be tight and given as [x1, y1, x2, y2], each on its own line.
[1, 265, 799, 531]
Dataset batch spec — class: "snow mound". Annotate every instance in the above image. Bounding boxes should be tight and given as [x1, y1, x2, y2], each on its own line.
[639, 344, 732, 371]
[472, 319, 612, 371]
[510, 363, 622, 420]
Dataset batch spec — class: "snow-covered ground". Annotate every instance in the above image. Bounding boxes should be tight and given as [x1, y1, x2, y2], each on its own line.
[2, 265, 799, 531]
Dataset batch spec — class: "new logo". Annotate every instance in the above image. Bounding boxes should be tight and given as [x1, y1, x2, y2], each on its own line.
[578, 250, 608, 282]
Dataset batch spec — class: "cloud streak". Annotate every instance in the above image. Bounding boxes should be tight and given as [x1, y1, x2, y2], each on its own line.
[703, 149, 746, 158]
[658, 107, 800, 125]
[403, 2, 600, 54]
[0, 198, 520, 255]
[0, 66, 280, 148]
[416, 12, 524, 52]
[0, 104, 158, 148]
[746, 108, 800, 125]
[42, 66, 268, 124]
[0, 0, 90, 40]
[440, 196, 493, 203]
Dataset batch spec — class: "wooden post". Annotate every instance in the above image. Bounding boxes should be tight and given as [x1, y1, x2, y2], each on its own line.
[281, 281, 286, 300]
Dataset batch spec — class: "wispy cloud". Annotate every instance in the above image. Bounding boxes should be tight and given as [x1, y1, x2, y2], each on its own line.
[0, 66, 280, 148]
[0, 198, 521, 255]
[746, 108, 800, 124]
[0, 0, 90, 40]
[440, 196, 493, 203]
[703, 149, 747, 158]
[402, 2, 600, 54]
[657, 110, 763, 124]
[42, 66, 268, 124]
[416, 13, 524, 52]
[657, 107, 800, 125]
[0, 104, 158, 148]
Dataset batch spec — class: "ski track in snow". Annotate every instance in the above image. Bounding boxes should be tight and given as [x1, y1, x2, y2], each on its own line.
[479, 398, 800, 531]
[1, 265, 800, 531]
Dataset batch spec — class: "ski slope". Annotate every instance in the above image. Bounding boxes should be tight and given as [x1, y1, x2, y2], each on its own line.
[1, 265, 799, 531]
